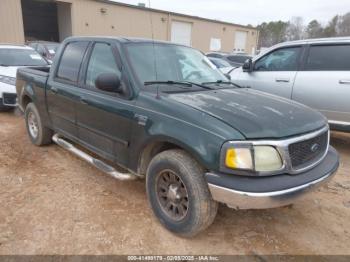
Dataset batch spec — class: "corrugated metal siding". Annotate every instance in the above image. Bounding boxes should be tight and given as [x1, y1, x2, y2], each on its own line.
[0, 0, 25, 44]
[69, 0, 258, 53]
[0, 0, 258, 53]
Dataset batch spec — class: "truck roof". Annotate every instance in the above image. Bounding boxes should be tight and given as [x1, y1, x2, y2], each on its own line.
[64, 36, 188, 46]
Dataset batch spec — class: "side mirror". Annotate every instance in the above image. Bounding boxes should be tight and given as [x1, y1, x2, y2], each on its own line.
[242, 58, 253, 72]
[95, 73, 121, 93]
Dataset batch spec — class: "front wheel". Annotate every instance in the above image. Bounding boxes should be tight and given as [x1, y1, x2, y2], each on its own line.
[25, 103, 53, 146]
[146, 149, 218, 237]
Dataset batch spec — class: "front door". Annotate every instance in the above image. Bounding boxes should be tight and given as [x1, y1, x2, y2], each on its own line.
[236, 46, 302, 99]
[76, 42, 134, 166]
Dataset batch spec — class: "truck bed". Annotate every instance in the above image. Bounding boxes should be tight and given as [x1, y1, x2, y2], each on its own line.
[15, 66, 51, 112]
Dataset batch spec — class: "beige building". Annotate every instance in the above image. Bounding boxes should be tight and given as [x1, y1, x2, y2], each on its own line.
[0, 0, 259, 54]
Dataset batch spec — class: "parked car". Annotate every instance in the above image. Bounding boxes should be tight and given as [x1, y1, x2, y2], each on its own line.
[230, 37, 350, 132]
[16, 37, 339, 237]
[27, 41, 60, 63]
[207, 52, 252, 67]
[0, 45, 48, 111]
[208, 57, 235, 74]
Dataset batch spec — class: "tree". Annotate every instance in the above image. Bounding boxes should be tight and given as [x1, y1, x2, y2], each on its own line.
[257, 21, 288, 48]
[338, 12, 350, 36]
[286, 16, 304, 41]
[323, 15, 339, 37]
[305, 20, 323, 38]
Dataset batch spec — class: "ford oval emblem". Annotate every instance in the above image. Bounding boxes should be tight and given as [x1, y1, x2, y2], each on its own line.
[311, 143, 320, 153]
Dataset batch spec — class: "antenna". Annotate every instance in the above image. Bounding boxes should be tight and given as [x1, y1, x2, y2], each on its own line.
[148, 0, 160, 99]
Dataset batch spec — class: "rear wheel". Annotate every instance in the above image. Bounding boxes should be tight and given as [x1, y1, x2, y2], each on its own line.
[25, 103, 53, 146]
[146, 149, 218, 237]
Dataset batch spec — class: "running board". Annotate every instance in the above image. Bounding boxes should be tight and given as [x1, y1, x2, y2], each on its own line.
[52, 134, 137, 181]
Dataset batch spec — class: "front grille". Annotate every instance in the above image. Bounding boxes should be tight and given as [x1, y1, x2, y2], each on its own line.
[3, 93, 17, 106]
[288, 131, 328, 170]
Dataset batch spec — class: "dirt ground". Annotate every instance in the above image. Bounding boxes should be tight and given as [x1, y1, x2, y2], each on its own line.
[0, 111, 349, 255]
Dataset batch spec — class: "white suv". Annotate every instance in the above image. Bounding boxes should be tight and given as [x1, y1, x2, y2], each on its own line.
[230, 37, 350, 131]
[0, 45, 48, 111]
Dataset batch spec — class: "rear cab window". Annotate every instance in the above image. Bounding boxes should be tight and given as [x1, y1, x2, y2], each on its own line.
[305, 45, 350, 71]
[56, 41, 89, 83]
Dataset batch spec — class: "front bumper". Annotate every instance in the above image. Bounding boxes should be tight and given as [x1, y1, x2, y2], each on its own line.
[0, 83, 17, 107]
[206, 146, 339, 210]
[1, 93, 17, 107]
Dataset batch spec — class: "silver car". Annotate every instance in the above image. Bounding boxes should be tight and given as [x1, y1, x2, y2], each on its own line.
[230, 37, 350, 131]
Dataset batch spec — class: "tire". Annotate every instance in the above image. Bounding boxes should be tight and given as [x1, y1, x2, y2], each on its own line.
[146, 149, 218, 237]
[25, 102, 53, 146]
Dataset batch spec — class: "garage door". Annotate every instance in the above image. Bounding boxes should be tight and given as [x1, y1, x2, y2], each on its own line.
[171, 21, 192, 46]
[234, 31, 247, 52]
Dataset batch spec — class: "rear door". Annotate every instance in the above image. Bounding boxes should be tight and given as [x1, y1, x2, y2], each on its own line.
[235, 46, 302, 98]
[46, 41, 89, 138]
[293, 44, 350, 124]
[75, 41, 134, 166]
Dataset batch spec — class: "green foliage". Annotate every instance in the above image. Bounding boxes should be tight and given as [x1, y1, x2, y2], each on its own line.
[257, 21, 288, 48]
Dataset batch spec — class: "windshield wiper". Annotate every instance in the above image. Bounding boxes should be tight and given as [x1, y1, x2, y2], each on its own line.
[201, 80, 244, 88]
[182, 81, 214, 90]
[144, 80, 214, 90]
[144, 80, 192, 89]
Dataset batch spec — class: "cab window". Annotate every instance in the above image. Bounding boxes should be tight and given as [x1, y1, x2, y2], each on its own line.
[254, 47, 301, 71]
[305, 45, 350, 71]
[85, 43, 121, 88]
[56, 41, 89, 83]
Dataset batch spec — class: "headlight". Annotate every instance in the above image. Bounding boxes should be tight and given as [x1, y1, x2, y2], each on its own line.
[0, 75, 16, 86]
[254, 146, 283, 172]
[222, 143, 283, 173]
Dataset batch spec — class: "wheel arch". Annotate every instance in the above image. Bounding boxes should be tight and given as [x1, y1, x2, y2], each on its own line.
[21, 94, 32, 110]
[137, 136, 208, 176]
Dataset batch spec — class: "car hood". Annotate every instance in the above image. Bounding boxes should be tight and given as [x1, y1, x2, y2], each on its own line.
[219, 67, 234, 74]
[169, 88, 327, 139]
[0, 66, 19, 78]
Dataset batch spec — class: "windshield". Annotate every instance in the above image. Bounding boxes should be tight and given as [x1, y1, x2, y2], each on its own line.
[209, 58, 231, 68]
[0, 49, 48, 66]
[125, 43, 227, 85]
[227, 55, 251, 64]
[45, 43, 60, 55]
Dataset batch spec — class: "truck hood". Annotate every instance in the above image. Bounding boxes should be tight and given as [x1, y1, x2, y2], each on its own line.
[0, 66, 19, 78]
[169, 88, 327, 139]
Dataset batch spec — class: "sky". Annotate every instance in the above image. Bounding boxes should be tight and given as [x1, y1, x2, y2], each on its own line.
[110, 0, 350, 26]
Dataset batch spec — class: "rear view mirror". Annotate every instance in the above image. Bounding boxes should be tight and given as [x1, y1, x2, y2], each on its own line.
[95, 73, 121, 93]
[242, 58, 253, 72]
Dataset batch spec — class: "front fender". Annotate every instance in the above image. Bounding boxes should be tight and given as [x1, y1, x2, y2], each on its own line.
[130, 115, 228, 173]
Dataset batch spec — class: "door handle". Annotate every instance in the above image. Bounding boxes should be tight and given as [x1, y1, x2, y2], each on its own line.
[51, 87, 58, 94]
[339, 80, 350, 85]
[275, 78, 290, 83]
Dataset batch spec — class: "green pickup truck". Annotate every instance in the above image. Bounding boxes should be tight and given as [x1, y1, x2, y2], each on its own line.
[16, 37, 339, 237]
